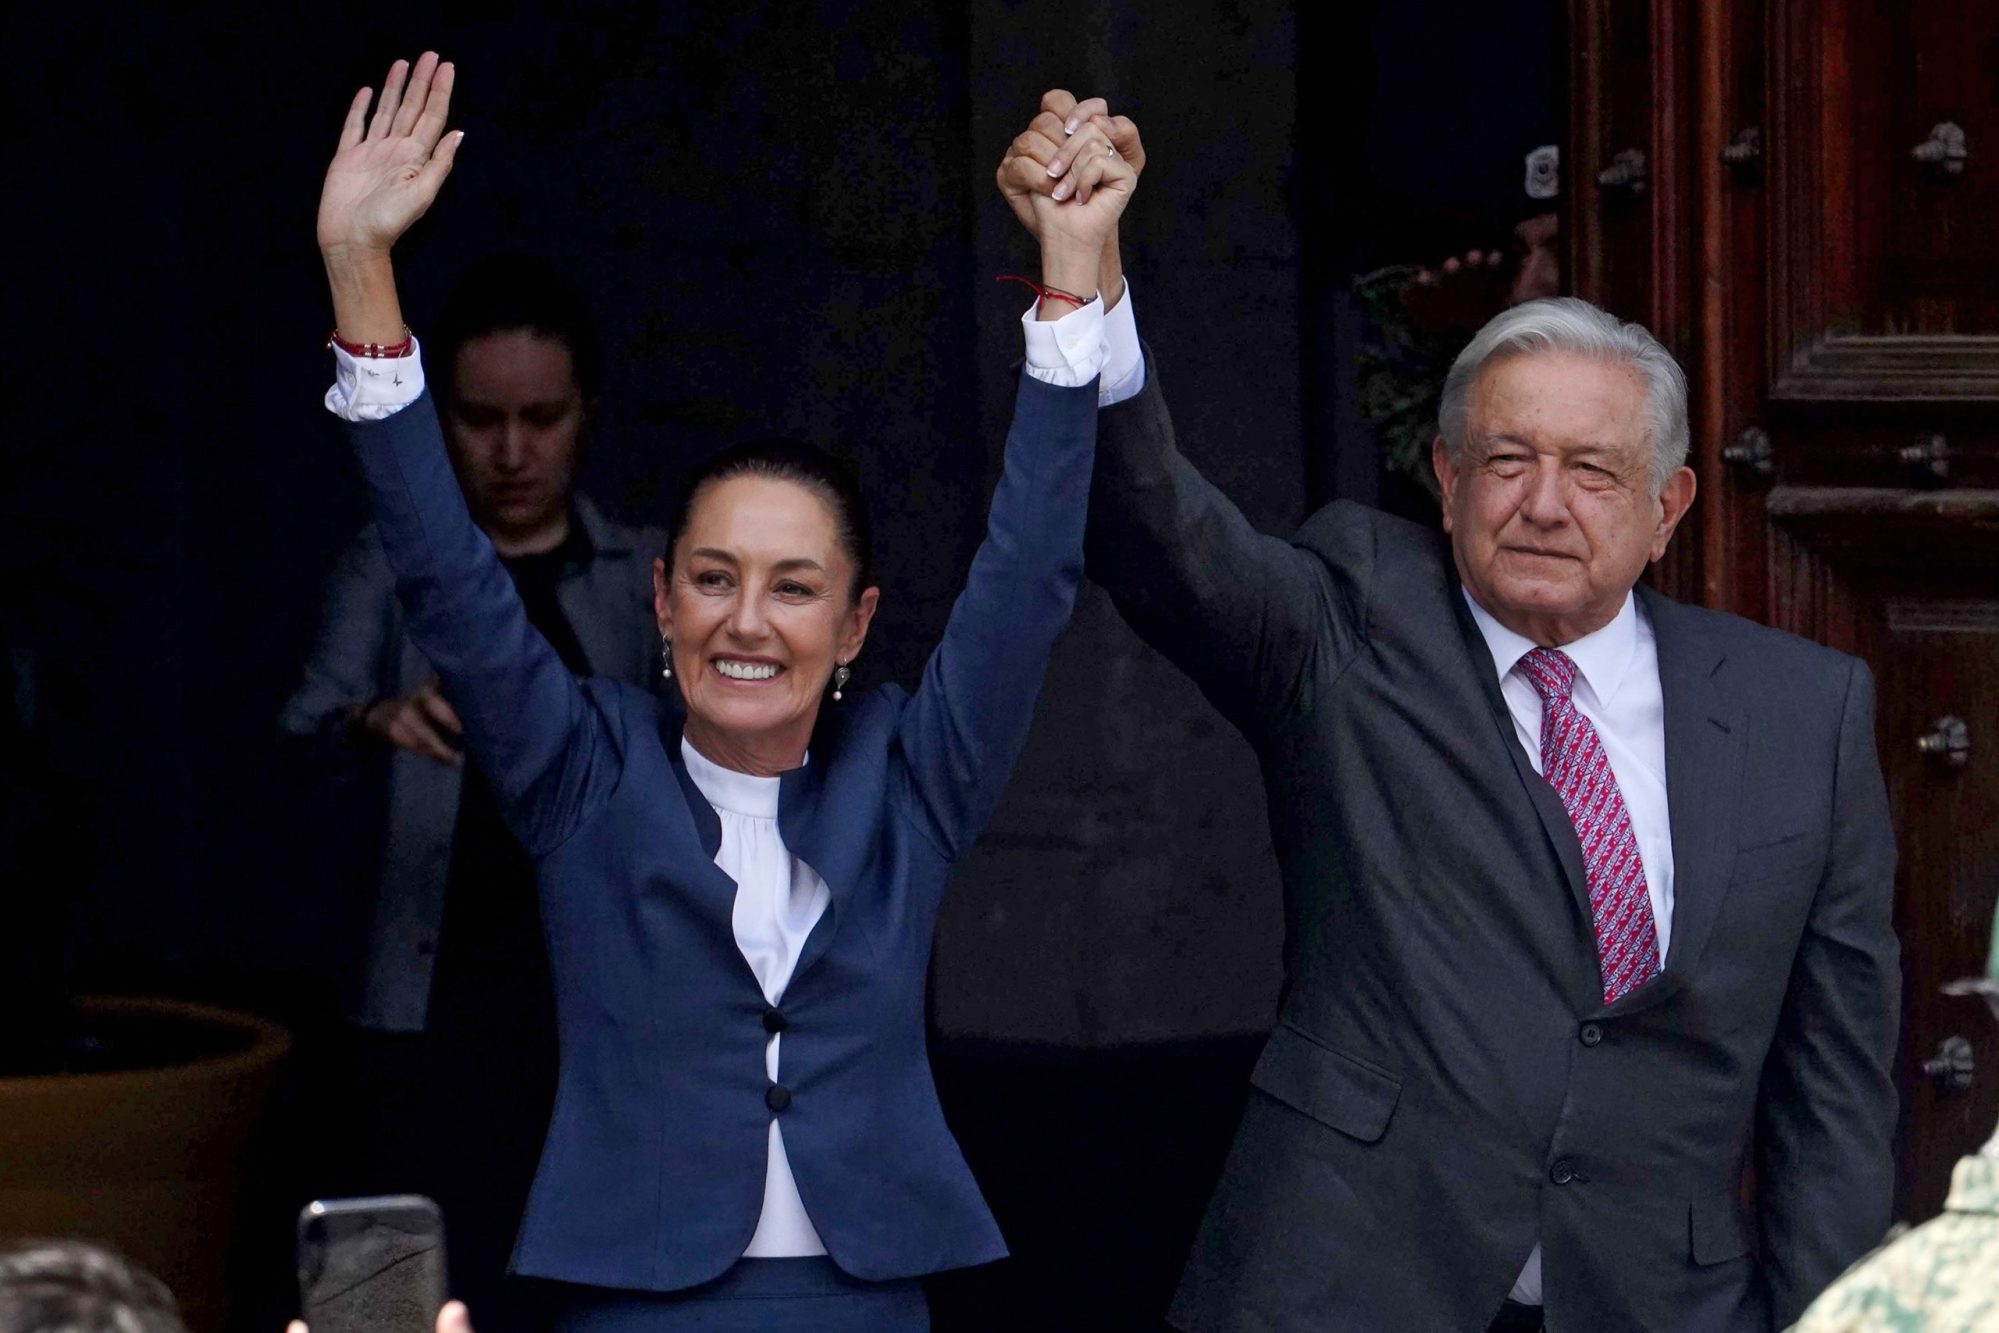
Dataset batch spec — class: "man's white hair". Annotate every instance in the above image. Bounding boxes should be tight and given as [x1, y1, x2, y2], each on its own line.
[1436, 296, 1690, 494]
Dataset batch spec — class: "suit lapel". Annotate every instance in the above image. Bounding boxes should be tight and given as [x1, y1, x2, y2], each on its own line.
[1640, 584, 1744, 988]
[778, 757, 853, 985]
[1446, 580, 1593, 926]
[656, 709, 746, 924]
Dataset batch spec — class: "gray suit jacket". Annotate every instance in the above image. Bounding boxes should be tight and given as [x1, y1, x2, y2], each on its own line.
[279, 495, 663, 1031]
[1089, 365, 1899, 1332]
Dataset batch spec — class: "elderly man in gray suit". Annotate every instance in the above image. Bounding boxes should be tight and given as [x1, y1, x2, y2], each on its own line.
[999, 99, 1898, 1331]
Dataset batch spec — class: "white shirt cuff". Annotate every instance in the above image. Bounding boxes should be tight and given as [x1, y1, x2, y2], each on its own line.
[1018, 281, 1147, 406]
[1021, 294, 1107, 387]
[1099, 280, 1146, 406]
[324, 337, 427, 422]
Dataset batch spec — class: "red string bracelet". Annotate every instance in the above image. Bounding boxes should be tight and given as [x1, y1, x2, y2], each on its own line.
[995, 274, 1097, 315]
[327, 325, 416, 359]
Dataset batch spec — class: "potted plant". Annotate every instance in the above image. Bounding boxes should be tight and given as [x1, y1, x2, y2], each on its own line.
[0, 396, 290, 1332]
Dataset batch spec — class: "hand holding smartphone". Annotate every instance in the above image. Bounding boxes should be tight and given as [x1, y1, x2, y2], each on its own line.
[294, 1195, 462, 1333]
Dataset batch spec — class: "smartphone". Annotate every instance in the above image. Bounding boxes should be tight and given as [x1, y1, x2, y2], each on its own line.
[296, 1194, 448, 1333]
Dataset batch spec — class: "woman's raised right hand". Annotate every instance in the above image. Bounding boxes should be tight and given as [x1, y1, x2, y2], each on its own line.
[317, 53, 462, 256]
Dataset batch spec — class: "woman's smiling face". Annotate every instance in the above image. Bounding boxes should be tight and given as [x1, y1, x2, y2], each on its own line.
[655, 473, 877, 775]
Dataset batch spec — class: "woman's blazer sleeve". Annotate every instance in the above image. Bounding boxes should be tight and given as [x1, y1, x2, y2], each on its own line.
[893, 371, 1097, 860]
[343, 391, 623, 856]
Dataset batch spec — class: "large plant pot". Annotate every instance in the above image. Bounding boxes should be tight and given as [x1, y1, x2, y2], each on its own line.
[0, 996, 291, 1332]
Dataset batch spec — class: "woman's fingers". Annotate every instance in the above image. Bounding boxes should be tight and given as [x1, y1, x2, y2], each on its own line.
[1069, 146, 1110, 205]
[396, 713, 460, 766]
[338, 87, 372, 153]
[391, 51, 440, 139]
[414, 129, 465, 202]
[1063, 96, 1109, 135]
[437, 1301, 474, 1333]
[416, 682, 463, 737]
[1092, 114, 1145, 173]
[412, 61, 456, 153]
[1047, 122, 1109, 194]
[1071, 145, 1137, 208]
[367, 59, 410, 140]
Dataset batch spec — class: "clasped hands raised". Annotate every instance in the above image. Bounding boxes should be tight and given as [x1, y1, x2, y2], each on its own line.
[996, 90, 1147, 301]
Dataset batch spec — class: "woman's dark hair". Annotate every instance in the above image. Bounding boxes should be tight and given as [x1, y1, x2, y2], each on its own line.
[434, 255, 602, 403]
[665, 439, 874, 599]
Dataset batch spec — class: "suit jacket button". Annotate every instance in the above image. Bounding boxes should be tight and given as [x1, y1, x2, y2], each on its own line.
[766, 1084, 792, 1113]
[763, 1005, 789, 1034]
[1550, 1159, 1576, 1185]
[1579, 1023, 1603, 1047]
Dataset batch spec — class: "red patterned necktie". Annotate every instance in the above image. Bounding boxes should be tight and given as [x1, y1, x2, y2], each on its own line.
[1519, 647, 1662, 1003]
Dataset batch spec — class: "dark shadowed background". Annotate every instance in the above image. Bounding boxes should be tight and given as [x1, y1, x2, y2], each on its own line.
[2, 2, 1555, 1326]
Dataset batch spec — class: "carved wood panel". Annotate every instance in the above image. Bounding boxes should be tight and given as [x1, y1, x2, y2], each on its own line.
[1572, 0, 1999, 1225]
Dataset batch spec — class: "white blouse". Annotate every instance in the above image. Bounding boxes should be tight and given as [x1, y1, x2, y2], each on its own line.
[680, 739, 831, 1257]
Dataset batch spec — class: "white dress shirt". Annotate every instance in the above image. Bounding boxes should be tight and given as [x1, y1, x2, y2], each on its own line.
[323, 348, 834, 1257]
[1464, 589, 1675, 1305]
[680, 739, 831, 1257]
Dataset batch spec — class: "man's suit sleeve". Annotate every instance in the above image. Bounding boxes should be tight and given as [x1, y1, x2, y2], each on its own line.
[278, 528, 395, 753]
[1087, 354, 1363, 736]
[1755, 657, 1900, 1326]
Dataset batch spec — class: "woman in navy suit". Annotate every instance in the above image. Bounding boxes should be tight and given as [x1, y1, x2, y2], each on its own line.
[312, 53, 1135, 1331]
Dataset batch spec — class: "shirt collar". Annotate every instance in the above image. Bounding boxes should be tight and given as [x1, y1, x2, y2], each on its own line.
[570, 493, 628, 557]
[680, 736, 797, 819]
[1462, 588, 1641, 706]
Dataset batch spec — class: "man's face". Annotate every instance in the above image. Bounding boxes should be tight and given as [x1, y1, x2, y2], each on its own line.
[443, 330, 586, 545]
[1433, 350, 1695, 646]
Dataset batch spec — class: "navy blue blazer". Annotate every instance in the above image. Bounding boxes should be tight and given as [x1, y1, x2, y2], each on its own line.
[343, 372, 1096, 1292]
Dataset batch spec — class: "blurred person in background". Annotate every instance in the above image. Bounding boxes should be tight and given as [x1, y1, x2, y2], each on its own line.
[0, 1240, 187, 1333]
[1790, 913, 1999, 1333]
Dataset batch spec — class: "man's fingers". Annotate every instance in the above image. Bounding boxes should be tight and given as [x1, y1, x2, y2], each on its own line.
[338, 87, 372, 153]
[1010, 128, 1063, 170]
[437, 1301, 473, 1333]
[1003, 153, 1060, 199]
[1039, 88, 1079, 123]
[1064, 96, 1109, 135]
[391, 51, 439, 138]
[368, 59, 410, 140]
[1029, 111, 1069, 146]
[412, 61, 456, 152]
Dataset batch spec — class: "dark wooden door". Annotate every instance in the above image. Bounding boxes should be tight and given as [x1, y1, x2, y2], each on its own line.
[1569, 0, 1999, 1219]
